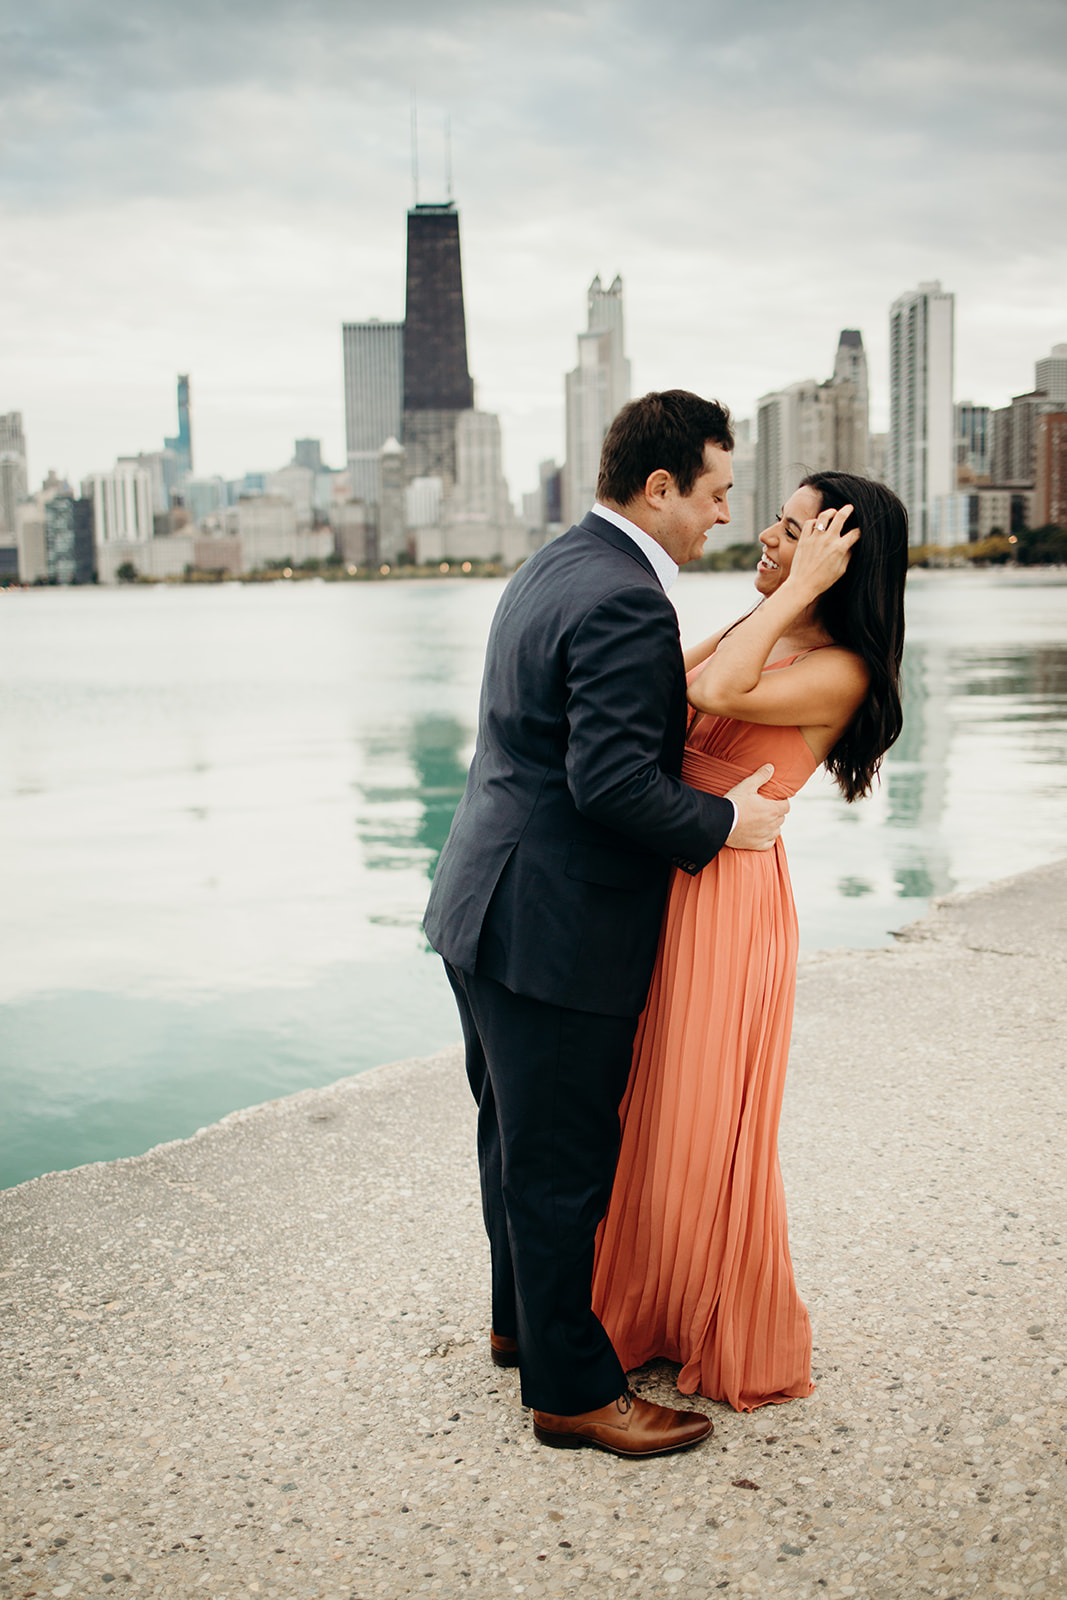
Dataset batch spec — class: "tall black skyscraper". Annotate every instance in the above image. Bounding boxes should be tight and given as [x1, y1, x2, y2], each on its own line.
[402, 202, 474, 484]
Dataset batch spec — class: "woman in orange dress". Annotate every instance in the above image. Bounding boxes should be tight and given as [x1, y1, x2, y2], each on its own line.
[592, 471, 909, 1412]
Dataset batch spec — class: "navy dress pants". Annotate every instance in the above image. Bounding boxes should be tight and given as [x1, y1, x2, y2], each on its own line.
[444, 960, 639, 1416]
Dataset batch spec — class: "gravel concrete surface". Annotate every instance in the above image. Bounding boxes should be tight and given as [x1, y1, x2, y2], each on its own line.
[2, 861, 1065, 1600]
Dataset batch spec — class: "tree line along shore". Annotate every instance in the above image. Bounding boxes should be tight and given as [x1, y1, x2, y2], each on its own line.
[3, 521, 1065, 587]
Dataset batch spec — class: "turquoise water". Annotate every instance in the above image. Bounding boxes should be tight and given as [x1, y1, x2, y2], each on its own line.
[3, 570, 1067, 1189]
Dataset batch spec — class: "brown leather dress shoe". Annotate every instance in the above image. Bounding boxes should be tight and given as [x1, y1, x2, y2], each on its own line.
[532, 1389, 712, 1458]
[490, 1330, 520, 1368]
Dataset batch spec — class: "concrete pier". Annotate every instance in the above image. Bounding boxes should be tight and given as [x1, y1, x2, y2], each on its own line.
[2, 862, 1065, 1600]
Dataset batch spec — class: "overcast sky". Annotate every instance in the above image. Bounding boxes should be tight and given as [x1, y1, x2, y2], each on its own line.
[2, 0, 1065, 500]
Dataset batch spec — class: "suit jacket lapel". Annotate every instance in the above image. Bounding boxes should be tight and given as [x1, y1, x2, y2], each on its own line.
[578, 510, 659, 583]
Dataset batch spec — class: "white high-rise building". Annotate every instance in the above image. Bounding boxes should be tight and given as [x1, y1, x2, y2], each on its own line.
[452, 411, 513, 528]
[888, 281, 955, 545]
[377, 436, 407, 565]
[1035, 343, 1067, 405]
[416, 412, 521, 565]
[755, 381, 827, 532]
[0, 411, 26, 457]
[265, 462, 315, 526]
[406, 476, 444, 531]
[0, 412, 28, 537]
[343, 320, 404, 505]
[127, 449, 179, 513]
[445, 411, 513, 560]
[706, 418, 756, 552]
[83, 462, 154, 545]
[754, 330, 871, 533]
[562, 275, 631, 525]
[755, 386, 799, 535]
[12, 471, 70, 582]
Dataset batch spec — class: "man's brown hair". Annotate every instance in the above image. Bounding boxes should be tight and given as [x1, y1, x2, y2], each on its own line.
[596, 389, 734, 506]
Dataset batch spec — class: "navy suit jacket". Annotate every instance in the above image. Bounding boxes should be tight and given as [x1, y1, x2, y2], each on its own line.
[423, 511, 735, 1017]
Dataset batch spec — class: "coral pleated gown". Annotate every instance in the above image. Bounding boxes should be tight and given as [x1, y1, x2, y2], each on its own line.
[592, 659, 819, 1412]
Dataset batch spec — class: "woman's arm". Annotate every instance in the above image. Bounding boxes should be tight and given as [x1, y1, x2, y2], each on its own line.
[682, 621, 737, 673]
[689, 643, 869, 729]
[688, 506, 865, 729]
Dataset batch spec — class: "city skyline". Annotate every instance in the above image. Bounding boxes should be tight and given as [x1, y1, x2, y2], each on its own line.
[2, 1, 1065, 498]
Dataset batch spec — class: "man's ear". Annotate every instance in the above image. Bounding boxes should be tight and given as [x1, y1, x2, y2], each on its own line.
[643, 469, 672, 506]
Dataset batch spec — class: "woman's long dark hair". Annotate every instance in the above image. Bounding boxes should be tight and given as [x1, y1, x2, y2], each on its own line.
[800, 471, 908, 802]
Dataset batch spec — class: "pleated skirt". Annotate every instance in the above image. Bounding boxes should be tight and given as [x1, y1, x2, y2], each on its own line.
[591, 840, 814, 1412]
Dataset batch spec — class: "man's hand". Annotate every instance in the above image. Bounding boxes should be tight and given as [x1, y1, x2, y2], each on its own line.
[724, 764, 788, 851]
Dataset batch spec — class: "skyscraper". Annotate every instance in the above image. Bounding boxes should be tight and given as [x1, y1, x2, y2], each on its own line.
[755, 382, 810, 533]
[377, 436, 407, 564]
[0, 411, 28, 537]
[402, 201, 474, 485]
[341, 196, 521, 560]
[343, 319, 404, 503]
[45, 496, 95, 584]
[0, 411, 26, 458]
[444, 410, 515, 560]
[562, 275, 631, 525]
[1035, 343, 1067, 405]
[83, 462, 154, 545]
[990, 343, 1067, 489]
[1035, 412, 1067, 529]
[955, 402, 991, 479]
[164, 374, 193, 481]
[129, 450, 179, 513]
[728, 419, 756, 548]
[753, 330, 869, 532]
[990, 390, 1050, 486]
[832, 330, 869, 473]
[888, 281, 955, 545]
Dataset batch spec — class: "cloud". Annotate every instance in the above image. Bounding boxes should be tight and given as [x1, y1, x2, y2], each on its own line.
[1, 0, 1065, 492]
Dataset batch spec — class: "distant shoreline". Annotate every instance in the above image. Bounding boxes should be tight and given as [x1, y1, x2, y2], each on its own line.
[3, 560, 1067, 593]
[0, 559, 510, 590]
[901, 563, 1067, 580]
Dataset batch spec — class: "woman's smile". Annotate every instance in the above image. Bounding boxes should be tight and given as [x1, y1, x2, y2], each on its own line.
[754, 485, 822, 592]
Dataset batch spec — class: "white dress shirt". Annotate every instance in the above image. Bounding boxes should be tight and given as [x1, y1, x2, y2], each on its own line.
[589, 503, 738, 840]
[591, 502, 679, 593]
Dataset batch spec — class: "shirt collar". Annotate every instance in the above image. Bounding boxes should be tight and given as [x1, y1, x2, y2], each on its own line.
[591, 503, 679, 593]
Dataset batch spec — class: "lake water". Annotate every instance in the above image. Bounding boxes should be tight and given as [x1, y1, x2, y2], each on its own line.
[3, 568, 1067, 1189]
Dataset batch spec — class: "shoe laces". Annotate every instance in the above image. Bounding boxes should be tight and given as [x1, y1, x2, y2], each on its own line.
[615, 1389, 635, 1416]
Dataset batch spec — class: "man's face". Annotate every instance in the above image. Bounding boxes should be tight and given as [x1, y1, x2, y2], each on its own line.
[652, 444, 732, 566]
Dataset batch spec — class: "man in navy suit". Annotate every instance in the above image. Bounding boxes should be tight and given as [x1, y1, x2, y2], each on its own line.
[425, 391, 787, 1457]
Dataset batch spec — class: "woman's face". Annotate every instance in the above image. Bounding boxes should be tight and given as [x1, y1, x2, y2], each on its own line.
[755, 485, 823, 596]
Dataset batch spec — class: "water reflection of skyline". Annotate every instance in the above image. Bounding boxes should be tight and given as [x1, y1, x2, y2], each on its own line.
[352, 615, 1067, 944]
[356, 714, 470, 878]
[4, 575, 1067, 1187]
[883, 634, 1067, 907]
[885, 641, 953, 901]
